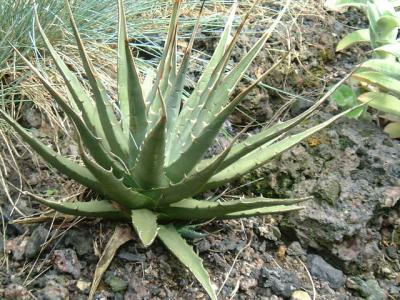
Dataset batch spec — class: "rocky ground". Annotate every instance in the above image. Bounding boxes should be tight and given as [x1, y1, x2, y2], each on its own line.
[1, 1, 400, 299]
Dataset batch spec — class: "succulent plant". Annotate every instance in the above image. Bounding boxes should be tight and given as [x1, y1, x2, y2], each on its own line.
[0, 0, 361, 299]
[326, 0, 400, 138]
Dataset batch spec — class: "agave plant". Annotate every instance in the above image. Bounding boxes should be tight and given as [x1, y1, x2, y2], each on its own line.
[0, 0, 361, 299]
[326, 0, 400, 138]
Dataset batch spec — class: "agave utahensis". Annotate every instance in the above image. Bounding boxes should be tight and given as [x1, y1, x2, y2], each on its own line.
[0, 0, 362, 299]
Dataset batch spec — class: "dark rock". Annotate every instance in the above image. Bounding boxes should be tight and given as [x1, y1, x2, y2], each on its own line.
[64, 229, 92, 257]
[4, 284, 30, 300]
[385, 245, 398, 260]
[23, 106, 42, 129]
[240, 278, 258, 291]
[25, 226, 47, 259]
[312, 179, 341, 205]
[261, 268, 300, 297]
[117, 251, 146, 262]
[53, 249, 81, 279]
[290, 98, 313, 115]
[277, 116, 400, 273]
[37, 280, 69, 300]
[287, 241, 306, 257]
[196, 238, 211, 253]
[5, 236, 27, 261]
[346, 277, 385, 300]
[105, 273, 128, 292]
[307, 255, 345, 289]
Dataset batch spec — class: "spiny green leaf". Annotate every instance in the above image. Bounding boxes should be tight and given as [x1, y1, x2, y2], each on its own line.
[209, 73, 354, 172]
[336, 29, 370, 51]
[202, 103, 366, 191]
[66, 0, 128, 159]
[159, 197, 310, 221]
[0, 109, 102, 192]
[34, 198, 128, 220]
[131, 209, 159, 247]
[79, 143, 153, 210]
[146, 0, 181, 107]
[117, 0, 147, 151]
[131, 97, 167, 189]
[157, 225, 217, 300]
[222, 204, 305, 219]
[166, 53, 290, 181]
[168, 2, 268, 164]
[167, 2, 238, 162]
[164, 3, 203, 136]
[34, 11, 109, 145]
[12, 47, 124, 174]
[158, 130, 239, 204]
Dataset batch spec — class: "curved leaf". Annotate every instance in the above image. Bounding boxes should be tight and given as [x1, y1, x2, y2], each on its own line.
[358, 92, 400, 116]
[157, 225, 217, 300]
[361, 59, 400, 80]
[34, 198, 128, 220]
[352, 70, 400, 95]
[336, 29, 370, 51]
[384, 122, 400, 138]
[131, 209, 159, 247]
[202, 103, 365, 191]
[159, 197, 310, 221]
[375, 43, 400, 57]
[117, 0, 147, 147]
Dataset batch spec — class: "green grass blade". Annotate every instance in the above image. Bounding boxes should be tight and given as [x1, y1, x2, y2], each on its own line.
[157, 225, 217, 300]
[131, 209, 159, 247]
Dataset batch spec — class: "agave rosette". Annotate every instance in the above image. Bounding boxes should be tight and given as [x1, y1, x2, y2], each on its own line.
[0, 0, 362, 298]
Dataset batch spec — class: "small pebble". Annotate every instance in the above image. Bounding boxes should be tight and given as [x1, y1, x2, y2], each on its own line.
[291, 290, 312, 300]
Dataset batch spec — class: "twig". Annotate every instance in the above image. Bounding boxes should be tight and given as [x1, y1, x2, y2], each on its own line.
[217, 231, 253, 296]
[298, 257, 316, 300]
